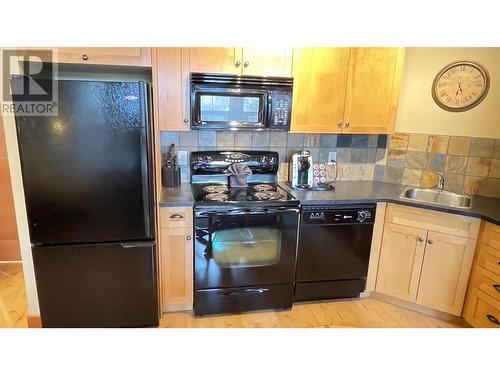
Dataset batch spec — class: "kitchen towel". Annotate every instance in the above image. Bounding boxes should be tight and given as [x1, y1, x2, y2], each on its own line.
[225, 163, 252, 187]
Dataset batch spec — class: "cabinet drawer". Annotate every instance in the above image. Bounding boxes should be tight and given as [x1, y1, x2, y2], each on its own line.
[474, 241, 500, 277]
[160, 207, 193, 228]
[463, 287, 500, 328]
[385, 204, 480, 239]
[470, 266, 500, 302]
[481, 222, 500, 250]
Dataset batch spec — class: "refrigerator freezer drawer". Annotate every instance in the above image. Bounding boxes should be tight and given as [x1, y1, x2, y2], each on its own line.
[32, 242, 159, 327]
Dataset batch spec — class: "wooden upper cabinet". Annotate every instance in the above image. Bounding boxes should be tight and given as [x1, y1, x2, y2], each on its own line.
[375, 223, 427, 302]
[54, 48, 151, 66]
[241, 48, 293, 77]
[291, 48, 350, 133]
[290, 47, 405, 134]
[416, 231, 476, 315]
[343, 48, 405, 134]
[153, 48, 190, 131]
[189, 47, 242, 74]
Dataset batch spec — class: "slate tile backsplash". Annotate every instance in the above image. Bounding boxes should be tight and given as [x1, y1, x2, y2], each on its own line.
[384, 133, 500, 198]
[161, 130, 500, 198]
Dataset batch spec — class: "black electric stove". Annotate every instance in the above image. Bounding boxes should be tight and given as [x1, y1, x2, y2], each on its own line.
[192, 182, 297, 205]
[191, 150, 300, 316]
[190, 150, 298, 207]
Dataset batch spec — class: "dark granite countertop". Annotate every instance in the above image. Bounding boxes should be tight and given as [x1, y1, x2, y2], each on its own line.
[159, 183, 194, 207]
[158, 181, 500, 225]
[278, 181, 500, 225]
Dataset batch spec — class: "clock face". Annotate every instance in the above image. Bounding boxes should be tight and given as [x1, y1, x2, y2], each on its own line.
[432, 61, 490, 112]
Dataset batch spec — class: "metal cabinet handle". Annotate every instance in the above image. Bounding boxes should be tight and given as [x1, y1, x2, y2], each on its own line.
[243, 61, 250, 68]
[493, 284, 500, 293]
[169, 213, 184, 219]
[418, 237, 424, 243]
[345, 122, 350, 127]
[82, 54, 89, 61]
[337, 121, 343, 128]
[235, 60, 241, 67]
[487, 314, 500, 325]
[186, 235, 191, 241]
[183, 118, 188, 123]
[427, 239, 433, 244]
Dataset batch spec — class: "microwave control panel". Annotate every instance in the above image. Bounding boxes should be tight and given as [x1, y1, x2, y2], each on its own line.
[269, 91, 292, 130]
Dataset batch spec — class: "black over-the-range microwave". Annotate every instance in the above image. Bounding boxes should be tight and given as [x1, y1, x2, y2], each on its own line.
[190, 73, 293, 131]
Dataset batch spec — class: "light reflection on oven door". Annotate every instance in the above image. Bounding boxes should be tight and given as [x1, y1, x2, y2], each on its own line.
[211, 227, 281, 268]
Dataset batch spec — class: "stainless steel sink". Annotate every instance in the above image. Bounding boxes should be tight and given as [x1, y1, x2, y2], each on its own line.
[400, 188, 472, 209]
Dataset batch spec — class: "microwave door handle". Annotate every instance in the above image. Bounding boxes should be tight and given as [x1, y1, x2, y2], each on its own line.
[267, 91, 273, 125]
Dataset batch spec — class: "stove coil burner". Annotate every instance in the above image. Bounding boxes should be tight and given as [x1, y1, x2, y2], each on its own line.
[253, 191, 283, 201]
[202, 185, 228, 194]
[252, 184, 274, 192]
[204, 193, 229, 202]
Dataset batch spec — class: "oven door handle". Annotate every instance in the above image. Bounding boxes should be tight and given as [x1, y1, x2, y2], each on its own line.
[196, 207, 299, 217]
[220, 288, 269, 296]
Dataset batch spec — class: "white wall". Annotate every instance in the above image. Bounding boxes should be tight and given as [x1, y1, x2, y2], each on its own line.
[396, 47, 500, 138]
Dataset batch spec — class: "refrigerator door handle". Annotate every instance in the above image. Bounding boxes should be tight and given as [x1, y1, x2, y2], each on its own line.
[121, 241, 155, 248]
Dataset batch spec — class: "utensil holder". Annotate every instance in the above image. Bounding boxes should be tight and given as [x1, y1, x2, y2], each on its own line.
[162, 166, 181, 188]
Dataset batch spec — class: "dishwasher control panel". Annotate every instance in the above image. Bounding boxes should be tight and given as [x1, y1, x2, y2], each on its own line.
[302, 205, 376, 225]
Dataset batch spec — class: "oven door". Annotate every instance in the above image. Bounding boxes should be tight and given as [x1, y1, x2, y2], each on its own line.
[191, 86, 268, 130]
[194, 207, 299, 289]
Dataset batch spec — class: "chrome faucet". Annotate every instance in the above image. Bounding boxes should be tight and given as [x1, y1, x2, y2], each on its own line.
[435, 172, 445, 192]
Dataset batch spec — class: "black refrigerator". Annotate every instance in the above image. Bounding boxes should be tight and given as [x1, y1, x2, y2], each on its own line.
[12, 77, 159, 327]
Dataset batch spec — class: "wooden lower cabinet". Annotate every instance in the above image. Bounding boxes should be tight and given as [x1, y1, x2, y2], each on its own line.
[374, 204, 480, 316]
[463, 287, 500, 328]
[375, 223, 426, 302]
[416, 232, 476, 315]
[160, 226, 193, 312]
[463, 220, 500, 327]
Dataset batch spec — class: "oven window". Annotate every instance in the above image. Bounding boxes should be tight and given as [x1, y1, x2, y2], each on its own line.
[199, 94, 261, 123]
[211, 227, 281, 268]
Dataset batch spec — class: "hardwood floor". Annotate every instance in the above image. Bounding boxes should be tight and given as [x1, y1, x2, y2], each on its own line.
[159, 299, 468, 328]
[0, 263, 467, 328]
[0, 263, 28, 328]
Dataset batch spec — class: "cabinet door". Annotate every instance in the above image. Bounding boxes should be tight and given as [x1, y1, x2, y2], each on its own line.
[291, 48, 350, 133]
[375, 223, 427, 302]
[416, 231, 476, 315]
[463, 287, 500, 328]
[189, 47, 242, 74]
[241, 48, 293, 77]
[342, 48, 405, 134]
[55, 47, 152, 66]
[153, 48, 190, 131]
[161, 227, 193, 312]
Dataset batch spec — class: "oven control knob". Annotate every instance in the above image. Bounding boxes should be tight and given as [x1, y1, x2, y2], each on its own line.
[269, 156, 277, 165]
[195, 156, 204, 165]
[203, 156, 212, 163]
[357, 210, 370, 222]
[260, 156, 269, 164]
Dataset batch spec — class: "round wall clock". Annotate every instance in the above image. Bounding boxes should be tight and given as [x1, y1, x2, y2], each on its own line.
[431, 60, 490, 112]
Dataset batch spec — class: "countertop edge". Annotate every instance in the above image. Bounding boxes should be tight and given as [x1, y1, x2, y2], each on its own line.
[158, 182, 500, 226]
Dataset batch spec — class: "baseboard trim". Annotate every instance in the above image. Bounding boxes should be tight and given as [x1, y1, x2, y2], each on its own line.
[162, 303, 193, 313]
[27, 315, 42, 328]
[370, 292, 471, 327]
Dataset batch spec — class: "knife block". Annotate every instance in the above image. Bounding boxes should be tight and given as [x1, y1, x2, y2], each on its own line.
[162, 166, 181, 188]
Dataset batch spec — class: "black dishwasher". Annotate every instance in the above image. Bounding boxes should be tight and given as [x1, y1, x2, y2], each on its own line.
[295, 205, 375, 301]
